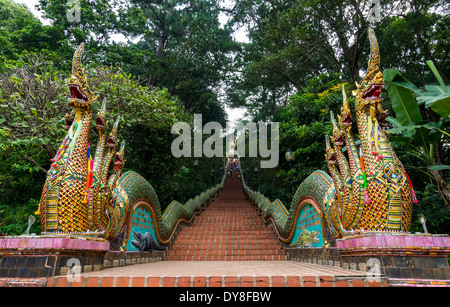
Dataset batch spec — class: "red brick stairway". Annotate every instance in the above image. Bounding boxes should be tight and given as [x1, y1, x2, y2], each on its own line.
[167, 171, 287, 261]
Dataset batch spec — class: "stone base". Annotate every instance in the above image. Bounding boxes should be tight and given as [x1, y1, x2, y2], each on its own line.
[336, 232, 450, 257]
[103, 250, 166, 269]
[287, 232, 450, 287]
[0, 235, 167, 279]
[0, 235, 109, 278]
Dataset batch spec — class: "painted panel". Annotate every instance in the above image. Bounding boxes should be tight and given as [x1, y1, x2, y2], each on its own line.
[290, 203, 324, 247]
[126, 205, 157, 251]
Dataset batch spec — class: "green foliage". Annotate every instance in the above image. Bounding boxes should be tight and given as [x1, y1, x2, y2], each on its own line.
[378, 10, 450, 87]
[383, 65, 450, 208]
[0, 198, 41, 235]
[410, 184, 450, 235]
[242, 74, 344, 206]
[227, 0, 449, 122]
[0, 55, 221, 234]
[110, 0, 238, 122]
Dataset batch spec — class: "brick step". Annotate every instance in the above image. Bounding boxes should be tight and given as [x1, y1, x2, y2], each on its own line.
[185, 226, 269, 231]
[191, 213, 268, 223]
[192, 221, 263, 225]
[182, 221, 267, 224]
[178, 224, 272, 230]
[173, 238, 279, 245]
[174, 238, 277, 244]
[179, 226, 273, 237]
[174, 236, 277, 243]
[172, 236, 281, 242]
[169, 245, 284, 252]
[194, 214, 262, 219]
[188, 224, 268, 229]
[47, 272, 387, 287]
[45, 259, 386, 287]
[176, 232, 275, 237]
[173, 237, 280, 244]
[166, 255, 289, 261]
[172, 244, 280, 250]
[185, 228, 269, 232]
[170, 250, 283, 256]
[168, 248, 285, 255]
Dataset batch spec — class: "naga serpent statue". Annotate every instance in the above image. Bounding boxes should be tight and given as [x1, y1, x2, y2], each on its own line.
[36, 28, 415, 252]
[36, 43, 223, 250]
[243, 28, 416, 246]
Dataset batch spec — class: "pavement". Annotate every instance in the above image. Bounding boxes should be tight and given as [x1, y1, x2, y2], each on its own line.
[76, 260, 366, 277]
[44, 260, 388, 287]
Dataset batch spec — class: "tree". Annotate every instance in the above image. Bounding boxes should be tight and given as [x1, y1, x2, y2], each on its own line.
[240, 74, 345, 206]
[378, 9, 450, 87]
[225, 0, 450, 121]
[0, 0, 66, 71]
[0, 55, 207, 234]
[116, 0, 238, 124]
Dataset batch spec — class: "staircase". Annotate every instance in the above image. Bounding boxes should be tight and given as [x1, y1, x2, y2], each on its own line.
[41, 165, 382, 287]
[167, 170, 287, 261]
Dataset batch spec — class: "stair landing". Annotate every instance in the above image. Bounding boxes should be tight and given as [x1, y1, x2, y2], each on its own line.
[45, 260, 383, 287]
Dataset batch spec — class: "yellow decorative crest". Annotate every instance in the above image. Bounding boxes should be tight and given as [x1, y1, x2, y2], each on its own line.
[68, 43, 97, 108]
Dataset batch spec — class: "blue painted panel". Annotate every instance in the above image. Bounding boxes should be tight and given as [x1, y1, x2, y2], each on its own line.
[290, 203, 323, 247]
[126, 205, 157, 251]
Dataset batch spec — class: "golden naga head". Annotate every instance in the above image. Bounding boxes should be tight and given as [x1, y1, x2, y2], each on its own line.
[64, 109, 75, 130]
[330, 111, 345, 147]
[96, 98, 108, 131]
[107, 115, 121, 148]
[354, 28, 389, 126]
[68, 43, 97, 108]
[338, 84, 352, 131]
[113, 141, 126, 172]
[325, 135, 337, 165]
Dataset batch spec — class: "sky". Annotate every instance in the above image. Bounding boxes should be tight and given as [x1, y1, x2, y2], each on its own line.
[11, 0, 249, 126]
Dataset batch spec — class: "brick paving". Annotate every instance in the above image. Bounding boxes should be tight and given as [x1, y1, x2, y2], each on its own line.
[46, 260, 385, 287]
[70, 260, 369, 277]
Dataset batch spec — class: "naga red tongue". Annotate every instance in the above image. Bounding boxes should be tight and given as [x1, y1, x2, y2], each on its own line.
[373, 89, 381, 97]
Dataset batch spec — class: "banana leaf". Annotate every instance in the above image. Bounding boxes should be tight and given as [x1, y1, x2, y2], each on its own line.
[383, 68, 428, 147]
[384, 65, 450, 117]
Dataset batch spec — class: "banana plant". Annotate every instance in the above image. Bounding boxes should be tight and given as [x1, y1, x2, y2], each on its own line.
[383, 61, 450, 208]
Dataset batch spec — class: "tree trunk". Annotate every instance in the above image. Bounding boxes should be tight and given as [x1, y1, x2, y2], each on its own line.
[147, 30, 168, 88]
[431, 139, 450, 209]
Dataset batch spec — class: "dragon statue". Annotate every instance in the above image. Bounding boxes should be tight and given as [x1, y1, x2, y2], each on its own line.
[289, 230, 320, 248]
[131, 231, 165, 252]
[36, 43, 224, 251]
[242, 28, 416, 246]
